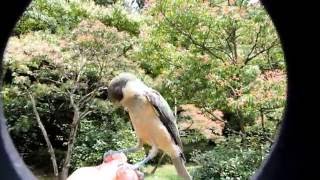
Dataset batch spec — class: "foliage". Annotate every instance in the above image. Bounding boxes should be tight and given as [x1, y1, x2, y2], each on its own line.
[71, 100, 145, 169]
[14, 0, 141, 36]
[14, 0, 89, 34]
[191, 130, 272, 179]
[133, 0, 285, 132]
[3, 0, 285, 178]
[98, 7, 141, 35]
[4, 18, 145, 172]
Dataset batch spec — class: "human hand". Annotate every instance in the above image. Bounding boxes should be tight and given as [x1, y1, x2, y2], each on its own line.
[67, 152, 144, 180]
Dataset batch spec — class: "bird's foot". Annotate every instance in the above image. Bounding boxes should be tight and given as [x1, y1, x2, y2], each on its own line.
[130, 163, 141, 170]
[119, 162, 144, 171]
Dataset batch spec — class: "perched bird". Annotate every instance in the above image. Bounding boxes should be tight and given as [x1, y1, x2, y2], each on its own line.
[105, 72, 192, 180]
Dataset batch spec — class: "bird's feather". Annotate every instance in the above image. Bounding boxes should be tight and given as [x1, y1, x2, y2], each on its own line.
[144, 89, 185, 161]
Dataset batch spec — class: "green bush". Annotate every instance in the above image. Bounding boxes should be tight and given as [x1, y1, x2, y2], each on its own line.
[14, 0, 89, 35]
[70, 101, 145, 169]
[14, 0, 141, 36]
[5, 18, 145, 171]
[191, 133, 271, 180]
[98, 7, 141, 35]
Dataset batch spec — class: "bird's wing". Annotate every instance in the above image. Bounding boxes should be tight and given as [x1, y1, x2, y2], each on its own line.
[144, 89, 185, 155]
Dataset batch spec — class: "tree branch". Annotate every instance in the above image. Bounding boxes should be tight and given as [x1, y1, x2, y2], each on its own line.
[161, 13, 226, 65]
[245, 26, 262, 64]
[80, 110, 92, 119]
[231, 28, 238, 63]
[181, 119, 194, 131]
[216, 38, 234, 61]
[201, 23, 213, 48]
[151, 153, 166, 174]
[225, 29, 235, 62]
[79, 89, 97, 106]
[29, 93, 58, 177]
[61, 93, 80, 179]
[201, 107, 227, 123]
[38, 78, 62, 85]
[245, 39, 278, 65]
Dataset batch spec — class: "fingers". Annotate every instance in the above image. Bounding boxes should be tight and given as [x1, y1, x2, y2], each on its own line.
[104, 152, 128, 163]
[115, 163, 144, 180]
[135, 170, 144, 180]
[102, 152, 144, 180]
[116, 166, 139, 180]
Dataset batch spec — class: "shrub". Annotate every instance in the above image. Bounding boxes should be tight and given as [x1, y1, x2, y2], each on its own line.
[14, 0, 89, 35]
[191, 133, 271, 180]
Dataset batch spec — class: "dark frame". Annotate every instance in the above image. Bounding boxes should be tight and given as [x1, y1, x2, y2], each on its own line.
[0, 0, 313, 179]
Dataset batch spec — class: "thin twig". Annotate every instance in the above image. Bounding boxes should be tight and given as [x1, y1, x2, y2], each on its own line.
[80, 110, 92, 119]
[161, 11, 227, 65]
[151, 153, 166, 174]
[244, 40, 278, 65]
[201, 107, 227, 123]
[245, 26, 263, 63]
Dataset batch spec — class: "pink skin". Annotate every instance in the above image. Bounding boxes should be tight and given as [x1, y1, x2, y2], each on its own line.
[67, 153, 143, 180]
[101, 153, 141, 180]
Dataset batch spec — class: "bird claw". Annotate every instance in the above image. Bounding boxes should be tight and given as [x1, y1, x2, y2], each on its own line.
[128, 164, 140, 170]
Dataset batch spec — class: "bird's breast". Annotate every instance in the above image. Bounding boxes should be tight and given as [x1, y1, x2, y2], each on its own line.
[128, 102, 158, 143]
[127, 102, 179, 156]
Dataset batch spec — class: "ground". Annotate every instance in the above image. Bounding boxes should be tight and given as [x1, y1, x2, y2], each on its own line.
[144, 164, 198, 180]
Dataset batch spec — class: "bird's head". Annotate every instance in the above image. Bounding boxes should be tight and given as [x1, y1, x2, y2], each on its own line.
[107, 72, 138, 104]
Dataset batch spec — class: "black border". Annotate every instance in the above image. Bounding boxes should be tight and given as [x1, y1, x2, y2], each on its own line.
[0, 0, 315, 179]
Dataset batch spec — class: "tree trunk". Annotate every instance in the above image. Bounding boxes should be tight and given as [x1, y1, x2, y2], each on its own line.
[61, 95, 80, 180]
[260, 109, 265, 132]
[29, 93, 59, 177]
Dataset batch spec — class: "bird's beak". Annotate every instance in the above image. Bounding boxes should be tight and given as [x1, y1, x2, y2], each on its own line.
[97, 87, 109, 100]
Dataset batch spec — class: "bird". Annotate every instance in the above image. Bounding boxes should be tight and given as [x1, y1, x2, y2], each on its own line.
[105, 72, 192, 180]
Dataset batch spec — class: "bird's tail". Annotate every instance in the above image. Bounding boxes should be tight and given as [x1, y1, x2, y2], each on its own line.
[172, 156, 192, 180]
